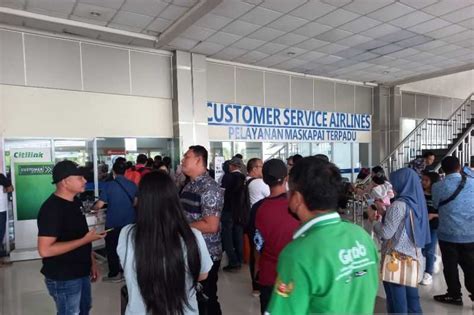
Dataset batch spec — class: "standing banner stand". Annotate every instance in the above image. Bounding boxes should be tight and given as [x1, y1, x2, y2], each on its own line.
[10, 148, 54, 261]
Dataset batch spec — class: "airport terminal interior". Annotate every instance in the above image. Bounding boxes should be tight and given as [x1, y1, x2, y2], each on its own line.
[0, 0, 473, 314]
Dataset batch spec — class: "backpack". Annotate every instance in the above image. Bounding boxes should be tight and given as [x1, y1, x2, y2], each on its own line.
[124, 166, 150, 186]
[231, 176, 256, 226]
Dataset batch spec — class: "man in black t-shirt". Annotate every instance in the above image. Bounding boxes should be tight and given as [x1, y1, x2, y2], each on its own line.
[37, 160, 106, 315]
[0, 172, 13, 265]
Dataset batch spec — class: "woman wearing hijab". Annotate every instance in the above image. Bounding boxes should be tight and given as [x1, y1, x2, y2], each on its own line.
[368, 168, 430, 314]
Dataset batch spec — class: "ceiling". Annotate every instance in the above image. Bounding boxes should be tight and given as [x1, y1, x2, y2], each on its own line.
[0, 0, 473, 84]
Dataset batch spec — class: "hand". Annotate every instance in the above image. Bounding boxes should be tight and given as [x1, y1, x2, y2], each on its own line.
[83, 229, 106, 244]
[90, 256, 100, 282]
[428, 213, 438, 220]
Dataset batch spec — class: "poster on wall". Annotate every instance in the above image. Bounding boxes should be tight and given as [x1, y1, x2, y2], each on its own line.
[214, 156, 225, 183]
[207, 102, 372, 143]
[14, 163, 55, 220]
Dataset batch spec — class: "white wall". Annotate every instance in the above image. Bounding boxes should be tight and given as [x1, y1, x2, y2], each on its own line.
[207, 61, 374, 114]
[400, 70, 474, 99]
[0, 85, 173, 138]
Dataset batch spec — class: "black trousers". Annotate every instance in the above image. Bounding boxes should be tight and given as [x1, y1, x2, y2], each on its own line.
[198, 260, 222, 315]
[439, 240, 474, 299]
[259, 285, 273, 315]
[105, 226, 123, 277]
[248, 237, 260, 291]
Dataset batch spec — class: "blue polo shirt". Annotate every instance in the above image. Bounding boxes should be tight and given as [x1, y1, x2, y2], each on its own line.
[432, 173, 474, 243]
[99, 175, 137, 228]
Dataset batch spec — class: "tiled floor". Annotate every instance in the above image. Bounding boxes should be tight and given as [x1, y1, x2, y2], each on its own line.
[1, 258, 472, 314]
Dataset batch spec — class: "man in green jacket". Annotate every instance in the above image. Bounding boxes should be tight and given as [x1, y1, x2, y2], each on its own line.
[266, 157, 379, 315]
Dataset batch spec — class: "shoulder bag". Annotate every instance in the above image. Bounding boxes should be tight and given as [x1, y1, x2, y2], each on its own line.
[381, 209, 420, 288]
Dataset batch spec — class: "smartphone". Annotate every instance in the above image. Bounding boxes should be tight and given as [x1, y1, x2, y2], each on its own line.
[103, 228, 114, 233]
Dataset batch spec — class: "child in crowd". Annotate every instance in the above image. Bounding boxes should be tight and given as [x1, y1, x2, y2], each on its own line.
[420, 170, 441, 286]
[369, 171, 394, 216]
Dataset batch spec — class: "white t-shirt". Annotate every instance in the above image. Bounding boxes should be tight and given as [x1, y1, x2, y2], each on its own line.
[117, 225, 213, 315]
[247, 177, 270, 208]
[0, 191, 7, 213]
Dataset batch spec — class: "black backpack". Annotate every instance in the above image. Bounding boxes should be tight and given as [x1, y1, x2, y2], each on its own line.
[231, 176, 256, 226]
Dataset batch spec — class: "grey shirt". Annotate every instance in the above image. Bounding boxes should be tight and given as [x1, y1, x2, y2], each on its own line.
[117, 225, 213, 315]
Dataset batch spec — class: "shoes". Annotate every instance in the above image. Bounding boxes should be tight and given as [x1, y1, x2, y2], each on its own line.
[433, 294, 463, 306]
[420, 272, 433, 286]
[102, 274, 124, 283]
[223, 265, 241, 272]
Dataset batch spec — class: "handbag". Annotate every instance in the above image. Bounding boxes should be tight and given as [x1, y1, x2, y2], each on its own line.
[120, 229, 132, 315]
[381, 209, 420, 288]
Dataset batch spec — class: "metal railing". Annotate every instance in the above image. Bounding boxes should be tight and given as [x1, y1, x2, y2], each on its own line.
[434, 124, 474, 172]
[378, 93, 473, 175]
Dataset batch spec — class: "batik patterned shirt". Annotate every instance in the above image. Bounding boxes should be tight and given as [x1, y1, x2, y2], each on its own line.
[181, 173, 224, 261]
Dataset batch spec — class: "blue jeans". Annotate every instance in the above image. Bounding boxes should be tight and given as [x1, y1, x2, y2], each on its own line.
[383, 281, 422, 314]
[45, 276, 91, 315]
[221, 211, 243, 266]
[422, 228, 438, 274]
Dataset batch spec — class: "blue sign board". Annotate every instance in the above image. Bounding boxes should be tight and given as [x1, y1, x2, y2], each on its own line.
[208, 102, 371, 143]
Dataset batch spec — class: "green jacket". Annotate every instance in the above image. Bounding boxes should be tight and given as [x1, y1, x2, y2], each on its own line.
[267, 212, 379, 314]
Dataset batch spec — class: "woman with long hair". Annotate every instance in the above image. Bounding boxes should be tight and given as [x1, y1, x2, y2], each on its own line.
[117, 171, 212, 315]
[368, 168, 430, 313]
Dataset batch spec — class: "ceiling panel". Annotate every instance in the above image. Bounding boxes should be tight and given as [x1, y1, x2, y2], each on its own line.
[194, 14, 233, 30]
[293, 22, 332, 37]
[1, 0, 472, 85]
[259, 0, 307, 14]
[210, 1, 254, 19]
[342, 0, 394, 15]
[121, 0, 168, 16]
[112, 11, 154, 29]
[422, 0, 472, 16]
[247, 27, 285, 41]
[338, 16, 382, 33]
[368, 2, 416, 22]
[315, 8, 360, 27]
[207, 31, 242, 46]
[289, 1, 338, 21]
[315, 28, 353, 42]
[267, 14, 309, 32]
[239, 6, 282, 26]
[221, 20, 261, 36]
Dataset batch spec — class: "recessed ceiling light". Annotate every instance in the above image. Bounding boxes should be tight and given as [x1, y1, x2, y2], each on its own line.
[90, 11, 101, 17]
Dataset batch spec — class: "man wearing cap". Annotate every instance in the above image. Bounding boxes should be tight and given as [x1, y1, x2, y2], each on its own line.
[221, 156, 246, 272]
[37, 160, 106, 315]
[266, 157, 379, 314]
[252, 159, 300, 314]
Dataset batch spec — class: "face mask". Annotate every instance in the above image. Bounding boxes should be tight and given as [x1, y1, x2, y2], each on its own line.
[288, 207, 300, 221]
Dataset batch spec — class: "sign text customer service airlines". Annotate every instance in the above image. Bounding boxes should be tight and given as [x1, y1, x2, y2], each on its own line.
[207, 102, 371, 143]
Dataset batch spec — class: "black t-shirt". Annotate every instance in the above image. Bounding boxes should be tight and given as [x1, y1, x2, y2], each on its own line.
[0, 173, 12, 187]
[425, 194, 439, 229]
[37, 194, 92, 280]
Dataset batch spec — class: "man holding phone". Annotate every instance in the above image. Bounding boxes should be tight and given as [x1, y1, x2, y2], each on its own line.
[92, 160, 137, 282]
[37, 160, 106, 315]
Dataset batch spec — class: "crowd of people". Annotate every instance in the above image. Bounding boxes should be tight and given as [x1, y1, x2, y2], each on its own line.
[29, 146, 474, 315]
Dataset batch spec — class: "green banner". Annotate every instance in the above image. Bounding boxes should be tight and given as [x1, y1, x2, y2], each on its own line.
[14, 162, 55, 221]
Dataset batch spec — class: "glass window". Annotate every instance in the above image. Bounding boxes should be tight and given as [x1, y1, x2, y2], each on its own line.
[333, 143, 352, 181]
[263, 143, 288, 161]
[233, 142, 263, 163]
[311, 143, 332, 160]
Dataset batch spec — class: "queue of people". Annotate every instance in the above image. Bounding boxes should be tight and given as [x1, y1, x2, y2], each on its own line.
[34, 146, 473, 315]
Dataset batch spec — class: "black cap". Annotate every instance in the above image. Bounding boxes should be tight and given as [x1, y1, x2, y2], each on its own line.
[229, 157, 244, 167]
[52, 160, 86, 184]
[263, 159, 287, 186]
